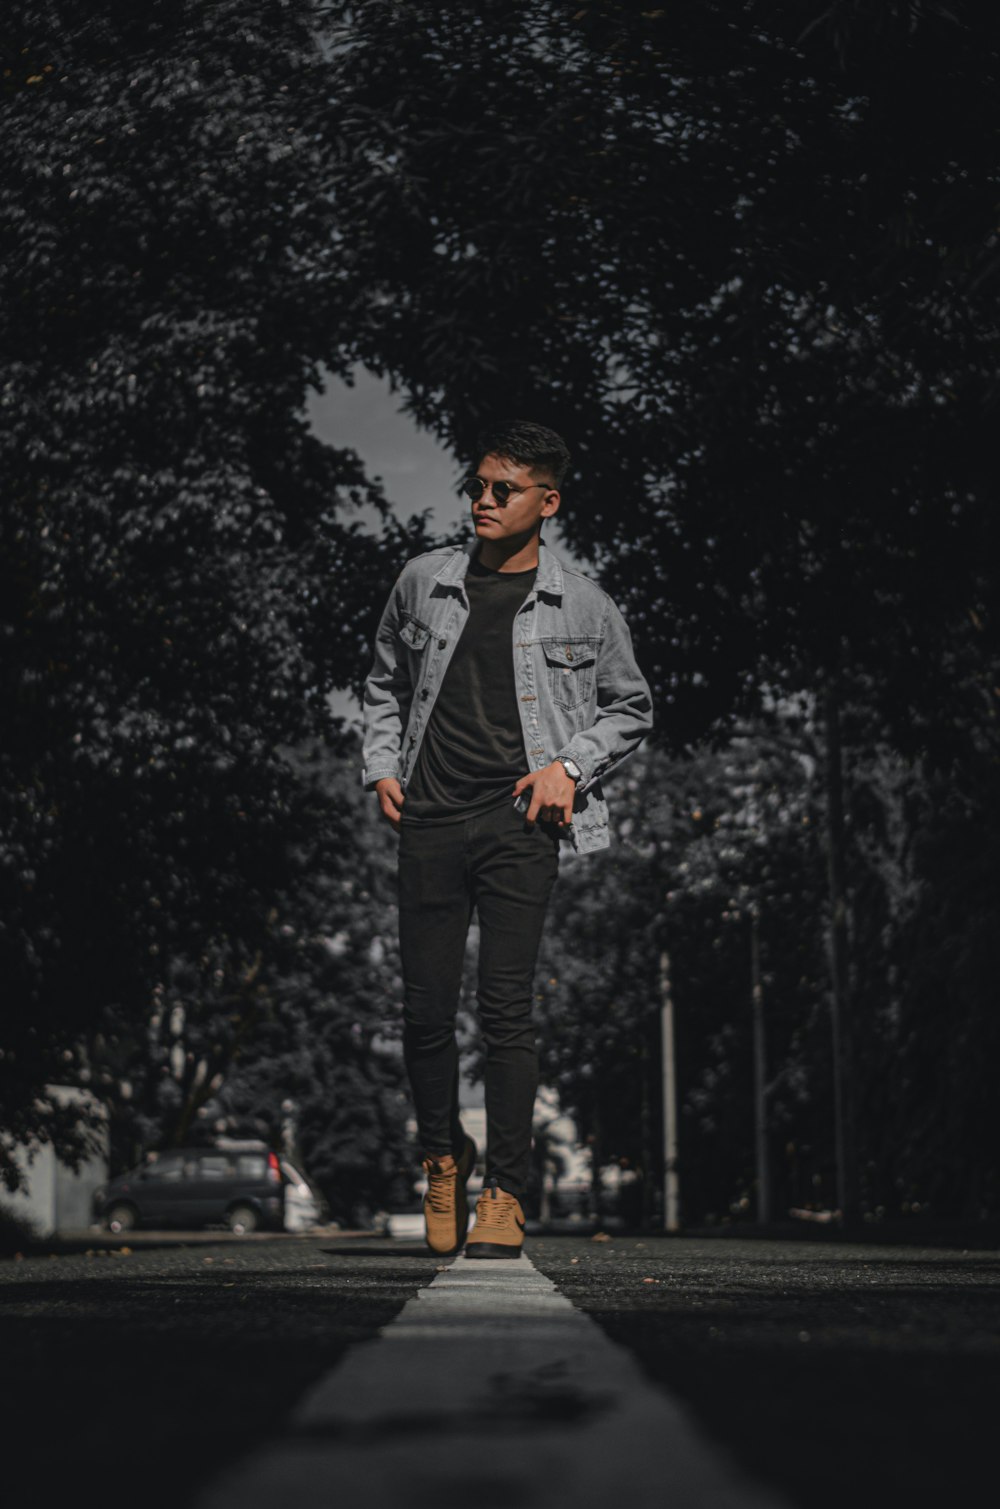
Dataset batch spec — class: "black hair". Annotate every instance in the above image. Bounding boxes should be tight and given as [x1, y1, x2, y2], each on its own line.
[475, 419, 571, 489]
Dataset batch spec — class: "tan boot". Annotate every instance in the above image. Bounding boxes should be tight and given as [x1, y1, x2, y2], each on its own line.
[464, 1176, 526, 1260]
[421, 1134, 477, 1256]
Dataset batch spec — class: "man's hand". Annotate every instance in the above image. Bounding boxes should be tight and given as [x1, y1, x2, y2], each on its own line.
[374, 777, 405, 833]
[512, 762, 577, 827]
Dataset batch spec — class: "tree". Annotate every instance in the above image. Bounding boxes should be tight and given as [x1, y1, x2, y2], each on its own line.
[0, 0, 428, 1183]
[323, 0, 998, 724]
[536, 706, 831, 1226]
[85, 736, 418, 1222]
[320, 0, 1000, 1220]
[211, 738, 417, 1225]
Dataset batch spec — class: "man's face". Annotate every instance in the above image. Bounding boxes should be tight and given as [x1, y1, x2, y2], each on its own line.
[469, 452, 559, 543]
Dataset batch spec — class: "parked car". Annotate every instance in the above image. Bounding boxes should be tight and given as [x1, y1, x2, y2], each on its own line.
[92, 1146, 320, 1235]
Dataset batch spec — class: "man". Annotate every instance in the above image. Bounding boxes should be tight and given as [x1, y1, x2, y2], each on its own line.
[361, 420, 653, 1259]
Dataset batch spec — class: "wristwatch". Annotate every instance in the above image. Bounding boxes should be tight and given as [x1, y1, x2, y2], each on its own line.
[557, 757, 582, 783]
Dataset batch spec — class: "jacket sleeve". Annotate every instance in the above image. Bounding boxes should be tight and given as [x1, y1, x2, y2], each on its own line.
[555, 595, 654, 792]
[360, 571, 413, 790]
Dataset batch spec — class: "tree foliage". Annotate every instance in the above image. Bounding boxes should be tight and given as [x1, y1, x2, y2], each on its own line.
[537, 705, 830, 1222]
[0, 1, 426, 1183]
[325, 0, 999, 742]
[537, 667, 1000, 1223]
[317, 0, 1000, 1220]
[93, 740, 415, 1223]
[6, 1, 1000, 1225]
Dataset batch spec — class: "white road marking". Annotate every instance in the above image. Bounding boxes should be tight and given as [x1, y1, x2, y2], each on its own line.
[198, 1251, 788, 1509]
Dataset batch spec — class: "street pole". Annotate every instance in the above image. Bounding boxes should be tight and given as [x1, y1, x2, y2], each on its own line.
[824, 682, 857, 1223]
[659, 949, 679, 1232]
[751, 907, 771, 1224]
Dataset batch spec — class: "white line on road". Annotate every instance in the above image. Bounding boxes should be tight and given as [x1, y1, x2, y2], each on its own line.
[198, 1251, 788, 1509]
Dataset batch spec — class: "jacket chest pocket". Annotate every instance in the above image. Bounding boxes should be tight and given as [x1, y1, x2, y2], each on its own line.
[398, 615, 433, 678]
[541, 638, 598, 711]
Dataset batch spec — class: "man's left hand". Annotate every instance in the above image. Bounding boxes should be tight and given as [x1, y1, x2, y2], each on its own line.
[513, 762, 577, 827]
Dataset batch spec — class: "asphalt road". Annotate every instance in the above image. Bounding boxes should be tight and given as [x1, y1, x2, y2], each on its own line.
[3, 1231, 998, 1509]
[531, 1234, 1000, 1508]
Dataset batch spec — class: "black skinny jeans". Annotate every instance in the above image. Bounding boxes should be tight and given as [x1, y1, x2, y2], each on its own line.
[397, 798, 560, 1200]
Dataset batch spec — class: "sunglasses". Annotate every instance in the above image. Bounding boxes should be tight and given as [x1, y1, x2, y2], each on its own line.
[461, 476, 550, 506]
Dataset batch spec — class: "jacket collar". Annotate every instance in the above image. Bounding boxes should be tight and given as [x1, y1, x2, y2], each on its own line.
[433, 538, 564, 599]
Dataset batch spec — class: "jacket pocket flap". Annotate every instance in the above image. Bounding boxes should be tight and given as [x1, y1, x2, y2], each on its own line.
[399, 617, 432, 650]
[541, 637, 598, 668]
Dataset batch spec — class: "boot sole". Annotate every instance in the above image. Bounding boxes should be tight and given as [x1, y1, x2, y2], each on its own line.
[464, 1242, 523, 1259]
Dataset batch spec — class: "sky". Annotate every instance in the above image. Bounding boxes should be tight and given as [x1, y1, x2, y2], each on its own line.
[307, 367, 584, 723]
[306, 365, 584, 556]
[306, 366, 466, 534]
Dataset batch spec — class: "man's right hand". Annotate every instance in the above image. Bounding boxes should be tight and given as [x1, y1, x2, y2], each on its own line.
[374, 777, 405, 833]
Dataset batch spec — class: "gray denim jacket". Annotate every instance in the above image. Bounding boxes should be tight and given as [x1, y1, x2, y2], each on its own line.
[361, 539, 654, 853]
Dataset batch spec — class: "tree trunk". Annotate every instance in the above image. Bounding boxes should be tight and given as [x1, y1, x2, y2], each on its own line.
[538, 1127, 553, 1225]
[824, 681, 858, 1223]
[639, 1026, 655, 1230]
[751, 907, 772, 1223]
[174, 1050, 235, 1146]
[660, 950, 680, 1231]
[589, 1107, 604, 1225]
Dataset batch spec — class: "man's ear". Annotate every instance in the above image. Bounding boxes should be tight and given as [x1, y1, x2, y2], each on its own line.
[541, 488, 561, 517]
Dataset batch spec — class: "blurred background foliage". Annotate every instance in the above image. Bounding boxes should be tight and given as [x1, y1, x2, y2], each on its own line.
[2, 1, 998, 1224]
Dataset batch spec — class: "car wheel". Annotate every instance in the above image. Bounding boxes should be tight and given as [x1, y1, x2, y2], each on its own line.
[227, 1203, 259, 1235]
[106, 1203, 137, 1235]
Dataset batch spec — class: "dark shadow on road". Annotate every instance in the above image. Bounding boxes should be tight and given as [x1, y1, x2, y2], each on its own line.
[579, 1311, 998, 1509]
[0, 1244, 441, 1509]
[532, 1238, 1000, 1509]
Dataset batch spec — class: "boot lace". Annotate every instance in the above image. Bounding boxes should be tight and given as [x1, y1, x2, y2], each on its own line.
[475, 1177, 518, 1230]
[423, 1159, 457, 1215]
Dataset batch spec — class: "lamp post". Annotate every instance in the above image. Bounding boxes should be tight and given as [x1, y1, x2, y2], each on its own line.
[659, 949, 679, 1232]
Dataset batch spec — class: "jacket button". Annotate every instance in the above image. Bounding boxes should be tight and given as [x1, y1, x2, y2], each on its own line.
[421, 689, 429, 700]
[438, 637, 447, 649]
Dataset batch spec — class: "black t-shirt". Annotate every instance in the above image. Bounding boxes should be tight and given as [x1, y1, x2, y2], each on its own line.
[402, 555, 537, 824]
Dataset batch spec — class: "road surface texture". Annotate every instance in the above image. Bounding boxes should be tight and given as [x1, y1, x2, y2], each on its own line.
[2, 1231, 997, 1509]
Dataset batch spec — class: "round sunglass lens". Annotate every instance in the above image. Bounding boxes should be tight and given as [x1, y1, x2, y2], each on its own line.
[462, 477, 485, 500]
[492, 481, 512, 504]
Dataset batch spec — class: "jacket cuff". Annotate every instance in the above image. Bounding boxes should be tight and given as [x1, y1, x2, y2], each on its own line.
[362, 763, 401, 791]
[554, 743, 596, 789]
